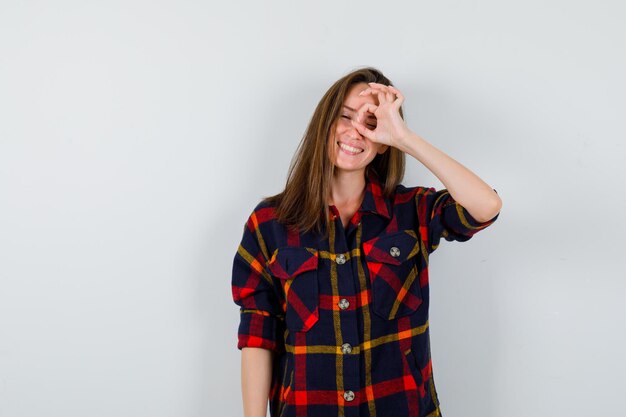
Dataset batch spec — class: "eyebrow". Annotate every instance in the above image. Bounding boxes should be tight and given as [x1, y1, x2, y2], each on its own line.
[342, 105, 376, 120]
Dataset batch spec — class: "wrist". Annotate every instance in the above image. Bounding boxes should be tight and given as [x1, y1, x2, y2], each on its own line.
[396, 130, 423, 153]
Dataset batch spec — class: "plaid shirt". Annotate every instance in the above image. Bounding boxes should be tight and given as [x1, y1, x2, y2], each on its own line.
[231, 170, 499, 417]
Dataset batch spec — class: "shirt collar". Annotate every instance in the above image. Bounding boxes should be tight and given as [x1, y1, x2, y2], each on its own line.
[328, 169, 392, 220]
[360, 169, 392, 219]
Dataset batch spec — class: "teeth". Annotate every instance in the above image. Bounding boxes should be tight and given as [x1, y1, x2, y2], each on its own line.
[339, 142, 363, 154]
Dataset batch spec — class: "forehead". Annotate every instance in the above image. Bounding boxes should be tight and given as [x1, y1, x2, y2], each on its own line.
[343, 82, 379, 108]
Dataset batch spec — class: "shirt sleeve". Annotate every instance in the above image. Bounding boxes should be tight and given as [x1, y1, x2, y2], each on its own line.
[415, 187, 500, 254]
[231, 210, 285, 353]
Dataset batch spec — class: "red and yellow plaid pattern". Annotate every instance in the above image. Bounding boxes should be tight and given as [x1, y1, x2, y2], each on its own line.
[231, 170, 499, 417]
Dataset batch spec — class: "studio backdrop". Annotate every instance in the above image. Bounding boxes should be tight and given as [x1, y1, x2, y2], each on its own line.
[0, 1, 624, 416]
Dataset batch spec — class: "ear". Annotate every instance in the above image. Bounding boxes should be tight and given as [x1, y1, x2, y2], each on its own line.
[377, 144, 389, 154]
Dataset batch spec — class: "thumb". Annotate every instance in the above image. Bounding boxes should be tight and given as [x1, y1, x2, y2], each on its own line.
[351, 120, 376, 141]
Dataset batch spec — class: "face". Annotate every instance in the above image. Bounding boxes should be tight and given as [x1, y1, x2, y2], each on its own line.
[328, 82, 389, 173]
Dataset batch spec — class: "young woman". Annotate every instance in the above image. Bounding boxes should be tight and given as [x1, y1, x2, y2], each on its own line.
[231, 67, 502, 417]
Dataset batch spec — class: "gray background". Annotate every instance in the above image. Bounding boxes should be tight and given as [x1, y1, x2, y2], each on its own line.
[1, 0, 625, 416]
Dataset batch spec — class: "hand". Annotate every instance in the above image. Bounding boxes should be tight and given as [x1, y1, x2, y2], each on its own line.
[351, 82, 412, 148]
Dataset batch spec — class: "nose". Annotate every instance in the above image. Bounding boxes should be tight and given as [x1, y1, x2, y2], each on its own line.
[346, 122, 362, 140]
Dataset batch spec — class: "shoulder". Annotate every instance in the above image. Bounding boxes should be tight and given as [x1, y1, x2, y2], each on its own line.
[391, 182, 435, 206]
[393, 183, 447, 205]
[246, 198, 279, 225]
[394, 182, 435, 195]
[241, 198, 287, 253]
[389, 183, 451, 221]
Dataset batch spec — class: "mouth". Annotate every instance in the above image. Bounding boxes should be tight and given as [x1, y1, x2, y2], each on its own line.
[337, 141, 364, 155]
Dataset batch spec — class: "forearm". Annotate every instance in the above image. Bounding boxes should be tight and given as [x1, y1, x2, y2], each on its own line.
[398, 131, 502, 222]
[241, 347, 273, 417]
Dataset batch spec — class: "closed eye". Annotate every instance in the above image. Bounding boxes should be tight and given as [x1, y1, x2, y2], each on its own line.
[341, 114, 376, 129]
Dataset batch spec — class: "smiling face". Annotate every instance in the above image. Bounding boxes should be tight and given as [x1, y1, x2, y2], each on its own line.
[328, 82, 389, 174]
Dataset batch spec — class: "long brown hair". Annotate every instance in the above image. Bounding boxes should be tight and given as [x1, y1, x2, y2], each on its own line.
[262, 67, 406, 239]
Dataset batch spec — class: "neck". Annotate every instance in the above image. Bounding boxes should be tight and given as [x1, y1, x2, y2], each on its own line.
[329, 169, 366, 207]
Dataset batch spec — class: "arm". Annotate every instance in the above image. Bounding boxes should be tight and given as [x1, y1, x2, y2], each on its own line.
[353, 83, 500, 253]
[231, 207, 285, 416]
[351, 82, 502, 223]
[241, 347, 273, 417]
[397, 132, 502, 223]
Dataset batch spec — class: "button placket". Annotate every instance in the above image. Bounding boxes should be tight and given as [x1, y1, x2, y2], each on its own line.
[335, 249, 349, 311]
[330, 220, 359, 405]
[336, 250, 352, 354]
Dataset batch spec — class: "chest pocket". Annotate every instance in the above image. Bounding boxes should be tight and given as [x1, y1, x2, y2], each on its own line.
[363, 229, 423, 320]
[267, 246, 319, 332]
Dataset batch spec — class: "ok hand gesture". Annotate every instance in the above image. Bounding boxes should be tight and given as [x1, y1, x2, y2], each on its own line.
[351, 82, 412, 149]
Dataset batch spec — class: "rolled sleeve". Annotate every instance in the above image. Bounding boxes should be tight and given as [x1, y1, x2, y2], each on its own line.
[231, 211, 285, 353]
[417, 187, 500, 254]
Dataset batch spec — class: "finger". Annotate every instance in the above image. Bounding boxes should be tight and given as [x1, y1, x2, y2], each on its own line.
[356, 101, 377, 118]
[368, 82, 389, 89]
[361, 86, 386, 102]
[388, 85, 405, 108]
[388, 85, 403, 98]
[368, 82, 395, 92]
[375, 89, 389, 105]
[367, 82, 395, 101]
[386, 85, 402, 107]
[383, 84, 395, 101]
[359, 83, 387, 95]
[351, 119, 376, 141]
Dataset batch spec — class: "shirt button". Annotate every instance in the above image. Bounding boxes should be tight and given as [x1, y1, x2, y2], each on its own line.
[389, 246, 401, 258]
[336, 253, 346, 264]
[343, 390, 355, 402]
[338, 298, 350, 310]
[341, 343, 352, 354]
